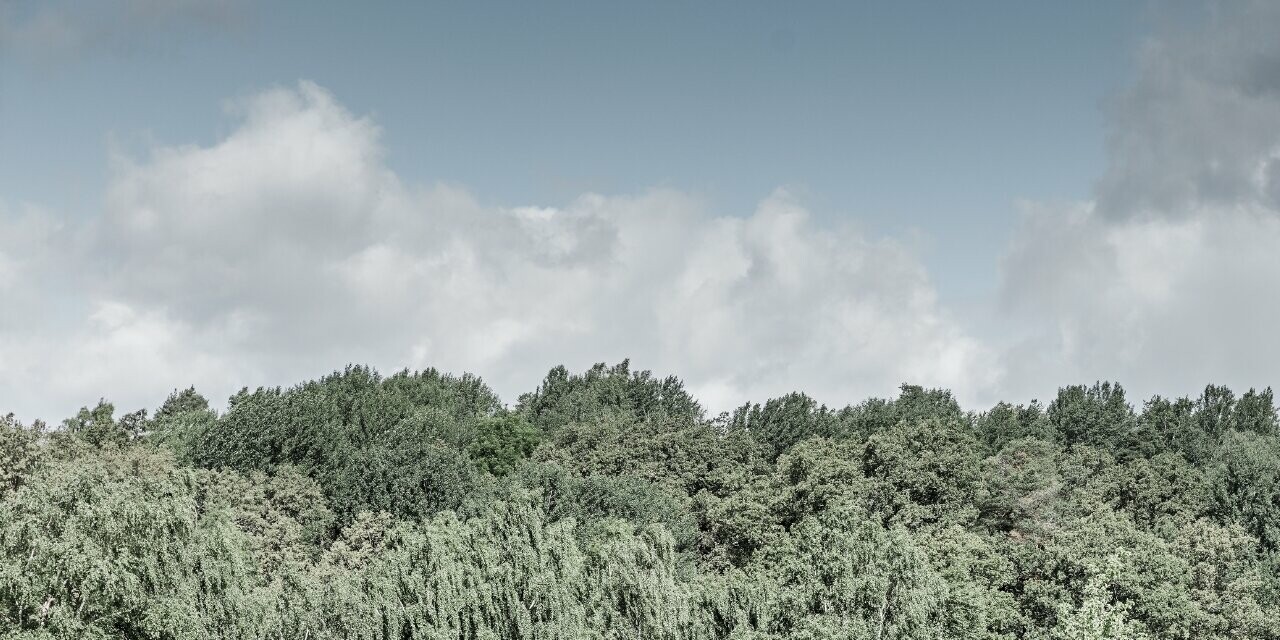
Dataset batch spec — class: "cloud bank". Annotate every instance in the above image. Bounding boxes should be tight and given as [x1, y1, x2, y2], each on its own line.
[995, 1, 1280, 404]
[1, 82, 996, 421]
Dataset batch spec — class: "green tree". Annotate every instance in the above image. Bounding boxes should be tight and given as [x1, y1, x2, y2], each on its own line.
[860, 418, 984, 528]
[0, 415, 44, 495]
[468, 413, 542, 476]
[1050, 557, 1153, 640]
[1210, 430, 1280, 549]
[1049, 382, 1134, 450]
[729, 392, 831, 460]
[61, 401, 141, 447]
[1233, 387, 1278, 436]
[976, 401, 1055, 453]
[517, 360, 704, 436]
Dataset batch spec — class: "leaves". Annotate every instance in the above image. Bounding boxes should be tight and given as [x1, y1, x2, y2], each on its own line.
[2, 365, 1278, 639]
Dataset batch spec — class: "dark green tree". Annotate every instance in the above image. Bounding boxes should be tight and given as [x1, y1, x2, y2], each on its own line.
[1049, 382, 1134, 450]
[467, 413, 541, 476]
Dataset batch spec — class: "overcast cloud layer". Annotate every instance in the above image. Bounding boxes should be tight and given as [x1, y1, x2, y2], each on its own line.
[2, 2, 1279, 421]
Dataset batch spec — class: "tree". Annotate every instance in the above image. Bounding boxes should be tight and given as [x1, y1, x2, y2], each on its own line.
[0, 415, 43, 495]
[1049, 383, 1134, 450]
[1233, 387, 1278, 437]
[186, 366, 500, 523]
[745, 502, 950, 639]
[3, 364, 1277, 640]
[1210, 430, 1280, 549]
[1129, 395, 1205, 462]
[467, 413, 541, 476]
[860, 418, 984, 528]
[61, 401, 141, 447]
[155, 386, 211, 420]
[976, 401, 1054, 453]
[729, 392, 830, 460]
[1100, 452, 1211, 532]
[979, 437, 1065, 535]
[517, 360, 704, 435]
[1050, 558, 1153, 640]
[0, 448, 269, 638]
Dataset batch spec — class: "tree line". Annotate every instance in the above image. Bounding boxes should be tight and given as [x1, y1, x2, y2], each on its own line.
[2, 361, 1278, 639]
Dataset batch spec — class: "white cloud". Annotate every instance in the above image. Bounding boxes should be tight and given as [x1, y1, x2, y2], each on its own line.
[0, 81, 997, 422]
[997, 2, 1280, 403]
[999, 202, 1280, 402]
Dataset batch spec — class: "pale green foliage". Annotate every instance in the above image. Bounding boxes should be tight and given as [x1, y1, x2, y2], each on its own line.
[146, 387, 216, 460]
[980, 438, 1066, 536]
[0, 448, 258, 637]
[60, 401, 141, 448]
[750, 504, 948, 639]
[0, 414, 45, 495]
[1049, 557, 1152, 640]
[511, 460, 699, 550]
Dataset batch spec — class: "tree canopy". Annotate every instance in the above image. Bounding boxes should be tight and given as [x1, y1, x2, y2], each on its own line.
[2, 364, 1278, 639]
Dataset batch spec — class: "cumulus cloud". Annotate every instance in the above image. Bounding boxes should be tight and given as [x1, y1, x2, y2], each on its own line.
[999, 1, 1280, 402]
[0, 199, 241, 418]
[1, 81, 997, 421]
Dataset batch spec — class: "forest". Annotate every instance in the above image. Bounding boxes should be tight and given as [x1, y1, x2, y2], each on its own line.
[1, 361, 1278, 639]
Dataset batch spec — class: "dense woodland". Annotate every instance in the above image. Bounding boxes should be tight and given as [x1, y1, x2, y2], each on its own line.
[2, 361, 1279, 639]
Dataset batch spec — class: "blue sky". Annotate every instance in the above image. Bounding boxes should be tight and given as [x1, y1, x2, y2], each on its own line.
[2, 1, 1276, 421]
[2, 2, 1151, 299]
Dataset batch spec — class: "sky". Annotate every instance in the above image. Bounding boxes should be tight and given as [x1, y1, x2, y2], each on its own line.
[1, 0, 1277, 422]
